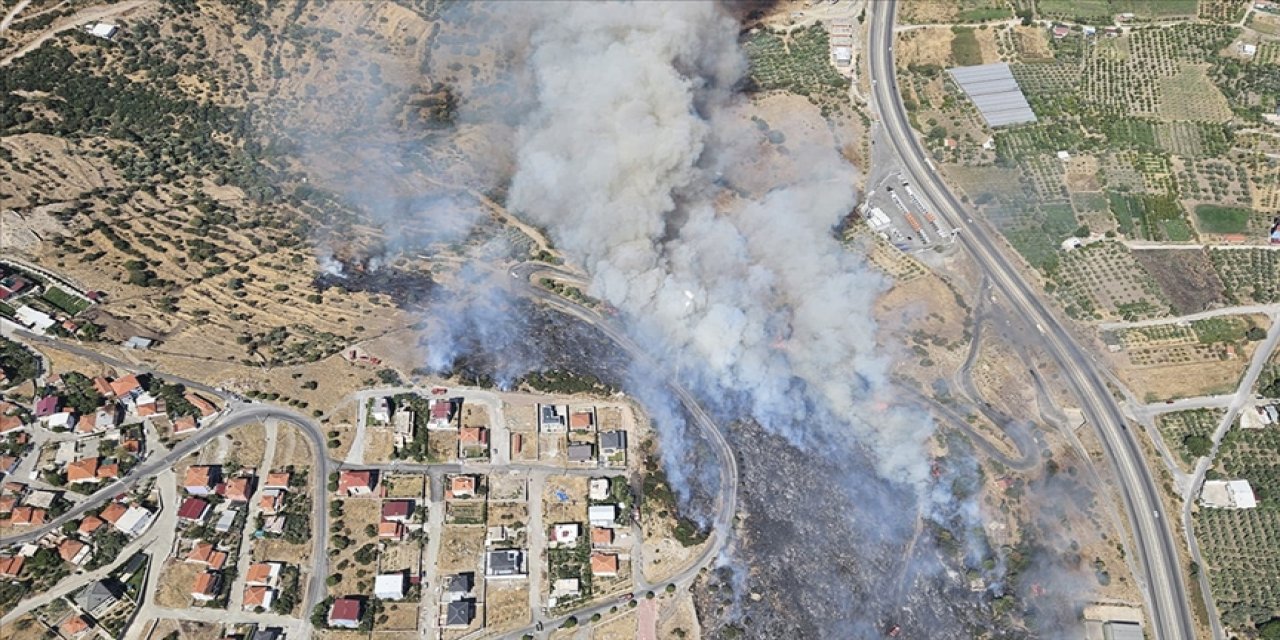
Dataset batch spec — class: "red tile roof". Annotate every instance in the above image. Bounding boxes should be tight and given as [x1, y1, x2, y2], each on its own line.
[79, 515, 105, 536]
[99, 502, 128, 524]
[338, 470, 374, 495]
[330, 597, 362, 623]
[109, 375, 142, 398]
[177, 497, 210, 521]
[0, 555, 24, 577]
[381, 500, 413, 521]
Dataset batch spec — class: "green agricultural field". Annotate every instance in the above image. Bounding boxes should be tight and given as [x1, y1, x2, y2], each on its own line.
[1107, 192, 1194, 241]
[1038, 0, 1197, 20]
[41, 287, 90, 316]
[1194, 205, 1251, 234]
[951, 27, 982, 66]
[956, 6, 1011, 22]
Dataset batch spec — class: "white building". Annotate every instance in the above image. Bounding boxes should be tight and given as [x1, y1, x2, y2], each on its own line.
[834, 46, 852, 66]
[374, 573, 406, 600]
[370, 397, 391, 424]
[588, 478, 610, 501]
[15, 306, 55, 332]
[550, 523, 580, 547]
[588, 505, 616, 527]
[1201, 479, 1258, 509]
[86, 22, 118, 39]
[114, 505, 154, 537]
[46, 411, 77, 431]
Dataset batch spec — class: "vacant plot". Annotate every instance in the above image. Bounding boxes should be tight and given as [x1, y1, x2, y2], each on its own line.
[270, 424, 316, 470]
[1131, 248, 1227, 315]
[489, 502, 528, 531]
[445, 501, 486, 526]
[155, 561, 203, 608]
[376, 602, 420, 631]
[1194, 205, 1252, 234]
[382, 473, 426, 499]
[489, 474, 528, 502]
[1156, 409, 1222, 471]
[148, 620, 224, 640]
[487, 581, 531, 633]
[438, 525, 485, 574]
[544, 475, 590, 524]
[951, 27, 982, 66]
[429, 431, 457, 463]
[379, 541, 422, 574]
[593, 610, 638, 640]
[253, 537, 311, 565]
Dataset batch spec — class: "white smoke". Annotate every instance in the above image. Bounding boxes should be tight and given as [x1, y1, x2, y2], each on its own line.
[505, 1, 935, 489]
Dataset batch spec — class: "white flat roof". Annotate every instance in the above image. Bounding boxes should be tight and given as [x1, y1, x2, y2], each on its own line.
[948, 63, 1037, 127]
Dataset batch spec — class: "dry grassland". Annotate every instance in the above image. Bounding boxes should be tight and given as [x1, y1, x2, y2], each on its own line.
[485, 581, 531, 633]
[155, 561, 202, 608]
[376, 602, 420, 631]
[593, 610, 639, 640]
[543, 475, 589, 523]
[641, 516, 706, 584]
[461, 404, 491, 429]
[896, 28, 953, 68]
[326, 422, 356, 463]
[874, 273, 971, 378]
[488, 474, 527, 502]
[438, 525, 485, 574]
[383, 473, 427, 499]
[252, 537, 310, 565]
[149, 619, 224, 640]
[271, 424, 316, 469]
[429, 430, 458, 462]
[227, 423, 267, 469]
[0, 615, 51, 640]
[657, 593, 702, 640]
[538, 435, 564, 464]
[365, 429, 395, 463]
[379, 541, 422, 574]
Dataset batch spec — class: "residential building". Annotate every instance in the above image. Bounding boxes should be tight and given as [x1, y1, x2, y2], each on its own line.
[177, 497, 211, 522]
[392, 409, 414, 449]
[449, 475, 476, 499]
[370, 397, 391, 424]
[591, 526, 614, 547]
[183, 466, 219, 495]
[485, 549, 526, 579]
[73, 580, 122, 617]
[59, 614, 92, 638]
[328, 598, 362, 629]
[264, 472, 291, 491]
[99, 502, 128, 525]
[185, 542, 228, 570]
[550, 577, 580, 605]
[225, 476, 255, 503]
[93, 406, 121, 431]
[245, 562, 281, 587]
[599, 431, 627, 456]
[551, 523, 580, 547]
[92, 377, 114, 397]
[381, 500, 414, 522]
[173, 415, 198, 435]
[459, 426, 488, 457]
[428, 398, 456, 429]
[78, 515, 105, 536]
[0, 555, 24, 578]
[66, 457, 101, 484]
[441, 573, 474, 603]
[260, 490, 285, 515]
[191, 571, 221, 601]
[59, 539, 91, 565]
[108, 375, 142, 400]
[444, 599, 475, 628]
[538, 405, 565, 432]
[113, 505, 152, 536]
[10, 506, 46, 526]
[243, 585, 275, 610]
[185, 393, 217, 418]
[374, 572, 406, 600]
[47, 411, 77, 431]
[338, 470, 375, 496]
[588, 505, 616, 527]
[378, 521, 405, 540]
[567, 443, 595, 463]
[214, 509, 238, 533]
[588, 478, 610, 501]
[590, 552, 619, 576]
[569, 410, 594, 430]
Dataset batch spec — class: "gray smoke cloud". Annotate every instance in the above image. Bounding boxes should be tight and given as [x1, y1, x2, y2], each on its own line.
[505, 1, 935, 490]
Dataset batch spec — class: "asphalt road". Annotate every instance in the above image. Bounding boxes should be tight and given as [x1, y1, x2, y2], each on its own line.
[867, 3, 1193, 638]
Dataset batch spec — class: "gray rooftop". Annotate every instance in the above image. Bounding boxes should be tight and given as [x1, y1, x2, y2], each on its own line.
[445, 599, 475, 627]
[486, 549, 524, 575]
[443, 572, 474, 594]
[567, 443, 595, 462]
[1104, 622, 1144, 640]
[599, 431, 626, 451]
[74, 580, 122, 613]
[948, 63, 1037, 127]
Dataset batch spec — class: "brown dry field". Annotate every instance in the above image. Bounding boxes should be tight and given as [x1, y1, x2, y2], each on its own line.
[543, 475, 589, 523]
[900, 0, 958, 23]
[228, 423, 268, 469]
[429, 430, 458, 462]
[0, 615, 50, 640]
[445, 501, 486, 525]
[271, 423, 317, 470]
[593, 609, 639, 640]
[365, 429, 396, 463]
[371, 633, 418, 640]
[320, 631, 373, 640]
[379, 540, 422, 574]
[155, 560, 203, 608]
[253, 537, 310, 565]
[896, 27, 954, 68]
[975, 26, 1001, 63]
[327, 498, 383, 597]
[1014, 25, 1053, 59]
[657, 593, 701, 640]
[597, 406, 625, 431]
[538, 434, 565, 464]
[1114, 351, 1249, 402]
[488, 502, 528, 529]
[485, 581, 531, 633]
[383, 473, 427, 499]
[1131, 249, 1227, 315]
[438, 525, 486, 574]
[461, 404, 491, 429]
[149, 619, 224, 640]
[641, 515, 706, 584]
[489, 474, 528, 502]
[505, 403, 537, 432]
[327, 422, 357, 463]
[874, 270, 971, 379]
[376, 602, 420, 631]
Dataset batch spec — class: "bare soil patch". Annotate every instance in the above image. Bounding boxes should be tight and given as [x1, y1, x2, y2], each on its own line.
[149, 619, 224, 640]
[155, 560, 202, 608]
[271, 423, 315, 469]
[593, 609, 639, 640]
[485, 581, 531, 633]
[383, 473, 426, 499]
[657, 593, 701, 640]
[376, 602, 419, 631]
[379, 540, 422, 574]
[438, 525, 485, 574]
[543, 475, 590, 523]
[1131, 249, 1227, 315]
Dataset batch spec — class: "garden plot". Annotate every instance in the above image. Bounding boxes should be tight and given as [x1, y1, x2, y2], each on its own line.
[1210, 249, 1280, 304]
[1246, 155, 1280, 216]
[1073, 191, 1116, 234]
[382, 473, 426, 499]
[856, 232, 928, 283]
[1199, 0, 1248, 23]
[1155, 409, 1222, 472]
[544, 475, 590, 524]
[1157, 64, 1233, 122]
[1107, 191, 1192, 241]
[1020, 155, 1071, 201]
[1131, 249, 1227, 314]
[1063, 155, 1102, 192]
[1196, 426, 1280, 635]
[375, 603, 420, 632]
[1038, 0, 1196, 20]
[900, 0, 1010, 24]
[1100, 152, 1147, 194]
[1050, 242, 1172, 321]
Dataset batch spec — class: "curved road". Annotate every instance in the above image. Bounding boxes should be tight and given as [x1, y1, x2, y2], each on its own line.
[867, 3, 1193, 638]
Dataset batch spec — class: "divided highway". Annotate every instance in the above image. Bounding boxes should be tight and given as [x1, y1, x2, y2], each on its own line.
[866, 3, 1193, 639]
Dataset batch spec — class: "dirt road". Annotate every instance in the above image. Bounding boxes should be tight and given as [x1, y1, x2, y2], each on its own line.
[1, 0, 151, 68]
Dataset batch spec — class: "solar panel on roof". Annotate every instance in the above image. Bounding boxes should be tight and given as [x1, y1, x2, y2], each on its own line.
[947, 62, 1037, 127]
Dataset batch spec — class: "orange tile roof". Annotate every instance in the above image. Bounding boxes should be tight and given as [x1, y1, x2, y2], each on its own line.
[99, 502, 128, 524]
[97, 463, 119, 480]
[121, 439, 142, 454]
[570, 411, 594, 429]
[136, 402, 158, 417]
[0, 414, 23, 433]
[192, 571, 220, 597]
[58, 539, 87, 563]
[449, 475, 475, 496]
[590, 527, 614, 546]
[79, 515, 105, 536]
[378, 521, 405, 539]
[265, 472, 290, 489]
[109, 375, 141, 398]
[245, 563, 275, 585]
[183, 466, 216, 490]
[92, 377, 114, 396]
[60, 614, 91, 636]
[173, 415, 198, 433]
[243, 585, 272, 608]
[11, 506, 46, 525]
[459, 426, 488, 445]
[260, 491, 284, 514]
[185, 542, 228, 570]
[338, 470, 374, 495]
[185, 393, 217, 417]
[0, 555, 23, 577]
[0, 496, 15, 514]
[2, 481, 24, 494]
[225, 477, 254, 502]
[590, 552, 619, 575]
[66, 457, 100, 483]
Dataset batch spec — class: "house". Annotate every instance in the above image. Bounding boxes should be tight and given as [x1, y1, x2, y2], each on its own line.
[392, 409, 414, 448]
[47, 411, 77, 431]
[78, 515, 105, 536]
[66, 457, 100, 484]
[260, 490, 285, 515]
[59, 614, 93, 638]
[567, 443, 595, 463]
[0, 274, 30, 300]
[0, 555, 24, 578]
[328, 598, 363, 629]
[834, 45, 852, 66]
[59, 538, 91, 565]
[588, 505, 617, 527]
[569, 411, 594, 430]
[486, 525, 509, 545]
[428, 398, 456, 429]
[264, 472, 291, 491]
[134, 394, 164, 417]
[10, 506, 46, 526]
[1052, 24, 1070, 38]
[97, 462, 119, 481]
[485, 549, 526, 578]
[370, 397, 391, 424]
[588, 478, 610, 501]
[178, 497, 211, 522]
[459, 427, 488, 457]
[590, 552, 619, 576]
[185, 543, 228, 570]
[448, 475, 476, 499]
[173, 415, 199, 435]
[15, 306, 55, 332]
[0, 414, 23, 433]
[93, 406, 121, 431]
[1201, 480, 1259, 509]
[252, 628, 283, 640]
[337, 470, 375, 496]
[92, 377, 114, 397]
[374, 572, 406, 600]
[214, 509, 238, 533]
[25, 489, 56, 509]
[1241, 43, 1258, 56]
[551, 523, 580, 547]
[0, 455, 16, 475]
[123, 336, 154, 350]
[184, 466, 219, 495]
[441, 573, 474, 603]
[243, 585, 275, 610]
[381, 500, 414, 522]
[86, 22, 118, 39]
[378, 521, 405, 540]
[185, 393, 218, 418]
[0, 496, 14, 515]
[444, 599, 475, 628]
[591, 526, 614, 547]
[191, 571, 221, 601]
[35, 395, 61, 418]
[551, 577, 580, 604]
[73, 580, 122, 617]
[113, 505, 152, 535]
[263, 515, 287, 535]
[99, 502, 128, 525]
[108, 375, 143, 400]
[538, 405, 565, 432]
[599, 431, 627, 455]
[225, 476, 255, 503]
[245, 562, 281, 587]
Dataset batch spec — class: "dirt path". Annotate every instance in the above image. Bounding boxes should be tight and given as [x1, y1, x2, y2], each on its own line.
[0, 0, 32, 34]
[0, 0, 151, 68]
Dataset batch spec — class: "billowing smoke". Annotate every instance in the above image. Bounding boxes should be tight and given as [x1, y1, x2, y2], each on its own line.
[505, 1, 935, 488]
